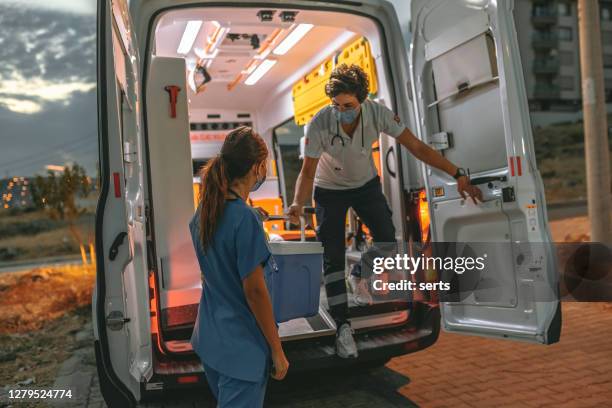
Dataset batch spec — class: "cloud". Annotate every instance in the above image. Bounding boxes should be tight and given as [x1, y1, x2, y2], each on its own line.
[0, 72, 96, 114]
[0, 2, 98, 177]
[0, 0, 96, 15]
[0, 3, 96, 114]
[0, 88, 98, 177]
[0, 98, 41, 114]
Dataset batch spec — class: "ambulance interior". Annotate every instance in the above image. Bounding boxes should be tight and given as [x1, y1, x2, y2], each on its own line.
[146, 7, 412, 354]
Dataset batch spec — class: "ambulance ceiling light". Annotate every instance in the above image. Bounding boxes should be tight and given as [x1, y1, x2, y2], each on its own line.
[177, 21, 203, 55]
[245, 59, 277, 85]
[272, 24, 313, 56]
[207, 22, 228, 54]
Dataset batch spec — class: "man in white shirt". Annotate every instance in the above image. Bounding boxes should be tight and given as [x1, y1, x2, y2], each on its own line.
[287, 64, 482, 358]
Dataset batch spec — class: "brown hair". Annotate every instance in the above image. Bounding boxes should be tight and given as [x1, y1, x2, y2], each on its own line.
[197, 126, 268, 251]
[325, 64, 370, 103]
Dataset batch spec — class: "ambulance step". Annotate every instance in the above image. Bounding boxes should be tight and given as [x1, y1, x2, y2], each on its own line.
[154, 358, 203, 375]
[284, 324, 433, 369]
[279, 308, 336, 341]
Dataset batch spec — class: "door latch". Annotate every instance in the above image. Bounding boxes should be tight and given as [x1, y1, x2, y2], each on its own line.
[502, 187, 516, 202]
[106, 310, 130, 331]
[429, 132, 451, 151]
[109, 231, 127, 261]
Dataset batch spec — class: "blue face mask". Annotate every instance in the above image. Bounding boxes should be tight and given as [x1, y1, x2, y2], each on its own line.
[251, 166, 266, 192]
[333, 105, 359, 124]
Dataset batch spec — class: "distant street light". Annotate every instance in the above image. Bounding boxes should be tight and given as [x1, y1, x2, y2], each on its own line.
[45, 164, 66, 172]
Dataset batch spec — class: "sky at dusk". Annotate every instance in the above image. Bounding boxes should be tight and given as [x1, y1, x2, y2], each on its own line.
[0, 0, 98, 179]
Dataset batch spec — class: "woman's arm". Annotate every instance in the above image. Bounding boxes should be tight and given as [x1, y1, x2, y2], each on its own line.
[243, 266, 289, 380]
[287, 156, 319, 224]
[396, 128, 483, 204]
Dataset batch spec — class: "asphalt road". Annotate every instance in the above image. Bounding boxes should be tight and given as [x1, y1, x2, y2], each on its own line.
[0, 255, 83, 274]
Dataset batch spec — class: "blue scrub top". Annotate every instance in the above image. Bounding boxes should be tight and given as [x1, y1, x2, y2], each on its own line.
[189, 198, 272, 382]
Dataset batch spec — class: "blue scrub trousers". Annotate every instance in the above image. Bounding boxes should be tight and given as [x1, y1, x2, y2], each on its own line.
[203, 362, 269, 408]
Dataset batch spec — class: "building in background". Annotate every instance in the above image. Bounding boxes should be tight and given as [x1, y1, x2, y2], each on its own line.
[515, 0, 612, 125]
[0, 177, 33, 210]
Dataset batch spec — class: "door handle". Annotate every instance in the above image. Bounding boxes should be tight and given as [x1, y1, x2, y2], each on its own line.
[109, 232, 127, 261]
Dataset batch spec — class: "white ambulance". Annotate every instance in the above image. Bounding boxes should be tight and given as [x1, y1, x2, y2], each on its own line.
[93, 0, 561, 405]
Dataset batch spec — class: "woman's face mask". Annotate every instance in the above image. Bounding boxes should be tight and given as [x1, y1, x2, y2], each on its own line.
[251, 162, 267, 192]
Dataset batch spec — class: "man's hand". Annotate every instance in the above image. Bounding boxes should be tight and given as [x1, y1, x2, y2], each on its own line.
[457, 176, 483, 205]
[254, 207, 269, 221]
[287, 203, 303, 225]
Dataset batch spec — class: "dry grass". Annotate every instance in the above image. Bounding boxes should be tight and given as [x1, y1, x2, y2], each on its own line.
[0, 264, 95, 403]
[533, 119, 612, 203]
[549, 215, 593, 242]
[0, 226, 91, 260]
[0, 306, 91, 396]
[0, 210, 94, 262]
[0, 264, 95, 334]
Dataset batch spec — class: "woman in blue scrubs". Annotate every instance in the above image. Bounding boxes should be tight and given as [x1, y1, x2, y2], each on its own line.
[189, 126, 289, 407]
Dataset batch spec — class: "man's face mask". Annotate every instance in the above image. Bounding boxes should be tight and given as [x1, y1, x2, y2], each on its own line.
[333, 105, 360, 124]
[251, 162, 267, 192]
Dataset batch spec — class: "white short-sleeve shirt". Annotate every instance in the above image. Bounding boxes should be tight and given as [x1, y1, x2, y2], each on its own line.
[304, 99, 405, 190]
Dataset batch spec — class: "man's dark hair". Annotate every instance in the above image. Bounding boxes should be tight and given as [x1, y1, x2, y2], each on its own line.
[325, 64, 370, 103]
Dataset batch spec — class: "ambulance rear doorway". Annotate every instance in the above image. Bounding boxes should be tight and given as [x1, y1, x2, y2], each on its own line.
[145, 6, 414, 353]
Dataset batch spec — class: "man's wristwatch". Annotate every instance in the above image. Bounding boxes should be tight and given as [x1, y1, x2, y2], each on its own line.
[453, 167, 467, 180]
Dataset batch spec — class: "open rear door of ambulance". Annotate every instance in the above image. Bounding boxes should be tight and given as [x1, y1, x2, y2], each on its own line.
[95, 0, 153, 405]
[409, 0, 561, 344]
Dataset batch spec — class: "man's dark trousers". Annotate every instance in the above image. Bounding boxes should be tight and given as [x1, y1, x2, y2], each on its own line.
[313, 176, 395, 326]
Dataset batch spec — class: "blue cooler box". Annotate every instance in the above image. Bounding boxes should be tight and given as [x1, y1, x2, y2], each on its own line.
[265, 241, 323, 323]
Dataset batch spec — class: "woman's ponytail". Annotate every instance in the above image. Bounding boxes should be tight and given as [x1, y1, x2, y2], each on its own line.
[199, 155, 228, 250]
[196, 126, 268, 251]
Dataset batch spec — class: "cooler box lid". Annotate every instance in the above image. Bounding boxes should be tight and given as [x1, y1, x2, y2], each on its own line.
[268, 241, 323, 255]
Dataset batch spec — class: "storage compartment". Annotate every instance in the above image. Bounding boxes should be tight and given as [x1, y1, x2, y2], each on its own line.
[265, 242, 323, 323]
[431, 33, 497, 101]
[425, 29, 508, 175]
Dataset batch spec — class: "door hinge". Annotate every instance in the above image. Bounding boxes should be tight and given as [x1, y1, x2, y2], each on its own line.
[123, 141, 137, 163]
[106, 310, 130, 331]
[147, 239, 157, 271]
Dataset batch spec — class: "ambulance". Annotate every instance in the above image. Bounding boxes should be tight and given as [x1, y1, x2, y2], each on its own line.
[93, 0, 562, 405]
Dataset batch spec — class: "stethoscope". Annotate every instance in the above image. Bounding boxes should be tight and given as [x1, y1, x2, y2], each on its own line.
[331, 110, 366, 171]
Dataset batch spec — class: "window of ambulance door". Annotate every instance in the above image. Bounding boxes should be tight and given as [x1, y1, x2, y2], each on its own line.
[272, 119, 303, 210]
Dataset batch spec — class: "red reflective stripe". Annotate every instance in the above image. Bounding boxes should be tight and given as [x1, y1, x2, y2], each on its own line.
[516, 156, 522, 176]
[113, 173, 121, 197]
[509, 156, 515, 177]
[177, 375, 199, 384]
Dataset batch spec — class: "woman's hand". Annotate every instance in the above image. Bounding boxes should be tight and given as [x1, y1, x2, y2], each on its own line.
[270, 349, 289, 380]
[457, 176, 483, 205]
[287, 203, 303, 225]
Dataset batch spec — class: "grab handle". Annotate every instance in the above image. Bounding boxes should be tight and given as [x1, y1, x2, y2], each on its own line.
[470, 175, 507, 185]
